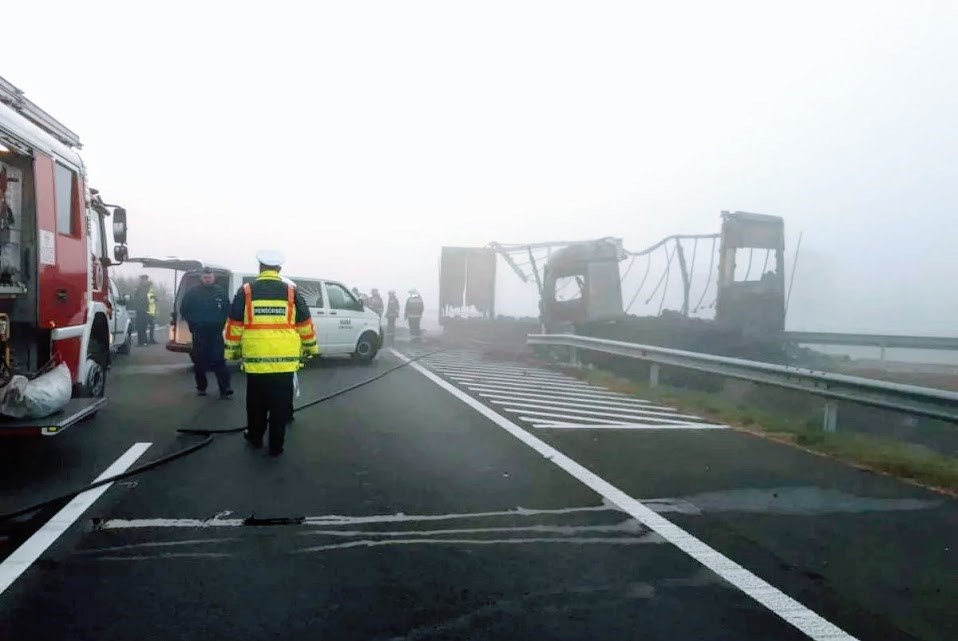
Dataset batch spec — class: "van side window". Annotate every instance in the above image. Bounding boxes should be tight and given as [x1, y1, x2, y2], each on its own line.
[326, 283, 356, 310]
[54, 163, 78, 235]
[296, 281, 324, 308]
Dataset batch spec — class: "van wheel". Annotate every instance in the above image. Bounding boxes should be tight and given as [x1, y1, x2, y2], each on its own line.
[352, 331, 379, 363]
[117, 325, 133, 355]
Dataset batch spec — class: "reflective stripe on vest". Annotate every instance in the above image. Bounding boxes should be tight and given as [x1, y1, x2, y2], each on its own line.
[238, 280, 303, 374]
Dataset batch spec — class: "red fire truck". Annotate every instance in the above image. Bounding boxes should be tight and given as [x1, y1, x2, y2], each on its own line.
[0, 76, 129, 435]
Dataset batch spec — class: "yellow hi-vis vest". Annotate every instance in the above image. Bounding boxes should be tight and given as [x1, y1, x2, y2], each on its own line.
[147, 286, 157, 316]
[223, 271, 319, 374]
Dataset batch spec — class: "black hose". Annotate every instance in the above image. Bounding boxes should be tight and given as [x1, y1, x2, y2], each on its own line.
[0, 349, 443, 523]
[0, 434, 214, 522]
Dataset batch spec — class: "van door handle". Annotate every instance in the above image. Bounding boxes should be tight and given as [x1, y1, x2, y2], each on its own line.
[56, 289, 67, 301]
[330, 312, 337, 316]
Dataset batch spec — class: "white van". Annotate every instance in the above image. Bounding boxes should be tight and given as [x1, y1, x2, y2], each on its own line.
[137, 259, 384, 362]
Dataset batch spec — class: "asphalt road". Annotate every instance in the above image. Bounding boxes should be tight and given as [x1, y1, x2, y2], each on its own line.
[0, 342, 955, 640]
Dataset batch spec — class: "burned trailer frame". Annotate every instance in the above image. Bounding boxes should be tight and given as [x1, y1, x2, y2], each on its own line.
[438, 247, 497, 324]
[715, 211, 786, 336]
[540, 239, 626, 333]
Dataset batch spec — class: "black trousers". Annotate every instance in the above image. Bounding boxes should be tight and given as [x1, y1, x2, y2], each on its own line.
[408, 317, 421, 337]
[137, 314, 156, 344]
[135, 313, 148, 345]
[246, 372, 294, 451]
[192, 325, 231, 393]
[386, 317, 396, 334]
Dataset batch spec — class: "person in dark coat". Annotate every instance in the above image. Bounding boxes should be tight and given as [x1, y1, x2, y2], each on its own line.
[368, 288, 384, 317]
[385, 290, 400, 338]
[404, 289, 425, 339]
[181, 268, 233, 398]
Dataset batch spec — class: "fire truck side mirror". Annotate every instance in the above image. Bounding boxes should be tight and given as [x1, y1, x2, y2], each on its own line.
[113, 244, 129, 264]
[112, 207, 128, 245]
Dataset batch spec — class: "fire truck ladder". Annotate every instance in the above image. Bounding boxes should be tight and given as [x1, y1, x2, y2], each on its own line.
[0, 75, 82, 149]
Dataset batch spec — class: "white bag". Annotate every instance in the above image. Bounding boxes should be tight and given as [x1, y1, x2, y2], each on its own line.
[0, 363, 73, 419]
[293, 371, 300, 398]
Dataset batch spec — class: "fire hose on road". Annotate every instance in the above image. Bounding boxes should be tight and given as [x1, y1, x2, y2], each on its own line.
[0, 350, 443, 523]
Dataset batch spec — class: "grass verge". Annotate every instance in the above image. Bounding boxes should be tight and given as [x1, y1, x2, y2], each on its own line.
[577, 368, 958, 495]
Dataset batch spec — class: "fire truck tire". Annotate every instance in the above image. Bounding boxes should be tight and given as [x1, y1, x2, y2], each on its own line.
[80, 337, 108, 400]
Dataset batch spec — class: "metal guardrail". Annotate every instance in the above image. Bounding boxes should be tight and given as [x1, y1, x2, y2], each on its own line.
[784, 331, 958, 355]
[527, 334, 958, 431]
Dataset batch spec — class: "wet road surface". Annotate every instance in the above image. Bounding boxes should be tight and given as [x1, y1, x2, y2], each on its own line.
[0, 343, 955, 640]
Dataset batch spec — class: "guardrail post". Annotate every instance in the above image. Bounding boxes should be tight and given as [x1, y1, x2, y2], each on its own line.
[823, 401, 838, 432]
[569, 346, 580, 367]
[879, 343, 887, 361]
[649, 363, 660, 388]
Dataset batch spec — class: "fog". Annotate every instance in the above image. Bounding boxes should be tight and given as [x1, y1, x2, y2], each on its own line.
[5, 1, 957, 335]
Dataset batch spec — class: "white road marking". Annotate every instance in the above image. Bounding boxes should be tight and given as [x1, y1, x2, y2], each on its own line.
[528, 420, 727, 430]
[74, 538, 240, 554]
[299, 520, 648, 538]
[427, 359, 569, 373]
[458, 382, 634, 401]
[491, 399, 707, 422]
[95, 552, 232, 561]
[390, 349, 859, 641]
[296, 535, 662, 553]
[429, 366, 574, 383]
[477, 390, 658, 409]
[506, 408, 719, 428]
[0, 442, 153, 596]
[445, 374, 611, 393]
[98, 505, 628, 530]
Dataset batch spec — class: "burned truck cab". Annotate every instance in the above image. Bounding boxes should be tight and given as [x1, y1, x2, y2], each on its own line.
[541, 239, 625, 333]
[715, 211, 786, 337]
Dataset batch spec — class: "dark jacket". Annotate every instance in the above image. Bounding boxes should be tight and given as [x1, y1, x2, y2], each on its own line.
[182, 283, 229, 328]
[386, 295, 400, 318]
[404, 295, 424, 319]
[368, 293, 384, 316]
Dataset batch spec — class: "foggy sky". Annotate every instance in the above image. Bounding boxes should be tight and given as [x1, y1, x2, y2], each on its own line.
[5, 0, 957, 334]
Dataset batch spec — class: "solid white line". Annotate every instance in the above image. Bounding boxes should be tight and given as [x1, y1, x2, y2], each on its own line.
[490, 399, 706, 421]
[0, 442, 153, 596]
[477, 389, 656, 408]
[388, 349, 857, 641]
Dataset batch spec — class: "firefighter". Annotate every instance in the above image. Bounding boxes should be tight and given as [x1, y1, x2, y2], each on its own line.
[225, 250, 318, 456]
[368, 288, 384, 317]
[181, 267, 233, 398]
[404, 288, 425, 339]
[133, 275, 158, 345]
[385, 290, 400, 338]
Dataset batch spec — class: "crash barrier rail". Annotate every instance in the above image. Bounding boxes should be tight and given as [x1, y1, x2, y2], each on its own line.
[783, 331, 958, 358]
[527, 334, 958, 432]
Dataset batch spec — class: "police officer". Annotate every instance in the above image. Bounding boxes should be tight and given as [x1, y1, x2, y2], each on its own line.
[181, 267, 233, 398]
[133, 275, 158, 345]
[225, 251, 318, 456]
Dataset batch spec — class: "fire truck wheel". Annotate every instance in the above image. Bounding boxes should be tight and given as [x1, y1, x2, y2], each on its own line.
[80, 338, 108, 399]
